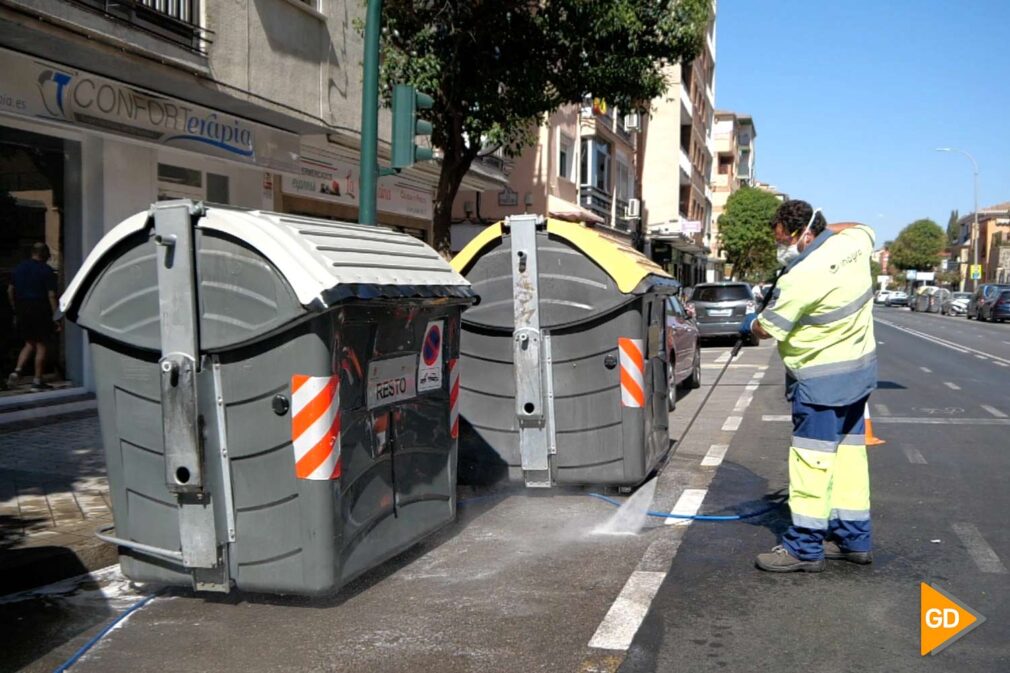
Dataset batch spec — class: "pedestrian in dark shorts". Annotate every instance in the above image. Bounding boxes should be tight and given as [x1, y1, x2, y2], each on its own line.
[7, 242, 60, 391]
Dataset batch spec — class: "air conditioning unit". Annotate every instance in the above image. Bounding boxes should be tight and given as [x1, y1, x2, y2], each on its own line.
[626, 198, 641, 219]
[623, 112, 642, 133]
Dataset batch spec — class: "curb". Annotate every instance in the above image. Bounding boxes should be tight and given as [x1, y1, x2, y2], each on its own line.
[1, 537, 119, 595]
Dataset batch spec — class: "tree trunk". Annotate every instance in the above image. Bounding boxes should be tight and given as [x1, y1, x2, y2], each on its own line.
[431, 141, 480, 259]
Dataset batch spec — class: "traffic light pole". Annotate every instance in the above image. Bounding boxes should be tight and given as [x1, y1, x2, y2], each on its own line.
[359, 0, 382, 226]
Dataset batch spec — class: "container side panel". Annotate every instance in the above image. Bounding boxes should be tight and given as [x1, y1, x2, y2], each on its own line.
[535, 234, 625, 328]
[220, 324, 336, 594]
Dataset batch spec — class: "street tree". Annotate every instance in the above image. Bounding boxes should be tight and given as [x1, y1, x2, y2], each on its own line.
[717, 187, 781, 281]
[870, 258, 883, 280]
[889, 218, 946, 271]
[377, 0, 710, 255]
[946, 209, 960, 245]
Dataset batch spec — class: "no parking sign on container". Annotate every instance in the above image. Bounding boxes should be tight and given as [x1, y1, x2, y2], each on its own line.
[419, 320, 444, 392]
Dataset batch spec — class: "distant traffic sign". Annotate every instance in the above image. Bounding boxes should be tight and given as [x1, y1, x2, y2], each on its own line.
[970, 264, 982, 280]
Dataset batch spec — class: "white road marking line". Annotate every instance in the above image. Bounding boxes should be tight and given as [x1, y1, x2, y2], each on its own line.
[752, 371, 765, 380]
[744, 383, 759, 392]
[975, 354, 988, 360]
[588, 571, 668, 650]
[996, 362, 1009, 368]
[920, 367, 932, 373]
[762, 415, 1010, 425]
[701, 444, 729, 467]
[874, 403, 891, 416]
[952, 523, 1008, 574]
[981, 405, 1008, 418]
[722, 416, 742, 432]
[944, 381, 961, 390]
[903, 447, 927, 464]
[877, 341, 885, 345]
[713, 352, 730, 364]
[876, 318, 1010, 364]
[665, 488, 708, 527]
[733, 392, 754, 412]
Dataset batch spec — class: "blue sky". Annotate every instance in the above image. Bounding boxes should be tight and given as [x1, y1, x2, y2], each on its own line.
[716, 0, 1010, 246]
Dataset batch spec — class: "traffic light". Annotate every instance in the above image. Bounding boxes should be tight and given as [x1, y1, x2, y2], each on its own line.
[391, 84, 434, 169]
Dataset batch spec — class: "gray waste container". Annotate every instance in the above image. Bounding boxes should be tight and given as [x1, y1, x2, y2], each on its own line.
[61, 201, 474, 595]
[451, 215, 678, 488]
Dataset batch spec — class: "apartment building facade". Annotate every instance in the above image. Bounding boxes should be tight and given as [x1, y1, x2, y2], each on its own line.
[0, 0, 500, 396]
[709, 110, 755, 274]
[956, 202, 1010, 289]
[450, 101, 642, 253]
[640, 5, 717, 285]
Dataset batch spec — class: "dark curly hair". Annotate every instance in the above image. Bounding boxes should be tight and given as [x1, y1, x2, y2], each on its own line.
[772, 200, 826, 236]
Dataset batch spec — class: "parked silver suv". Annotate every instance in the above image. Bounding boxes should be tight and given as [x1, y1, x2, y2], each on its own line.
[688, 282, 758, 345]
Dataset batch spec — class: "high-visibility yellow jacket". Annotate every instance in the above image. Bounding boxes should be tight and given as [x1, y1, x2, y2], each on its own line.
[757, 225, 877, 407]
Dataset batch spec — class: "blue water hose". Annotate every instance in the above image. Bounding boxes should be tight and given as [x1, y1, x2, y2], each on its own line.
[52, 592, 159, 673]
[587, 492, 781, 521]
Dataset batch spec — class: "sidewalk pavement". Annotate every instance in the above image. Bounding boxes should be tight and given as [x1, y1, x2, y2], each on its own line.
[0, 415, 117, 595]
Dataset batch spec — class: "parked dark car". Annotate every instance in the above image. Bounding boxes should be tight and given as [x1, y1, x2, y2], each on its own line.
[990, 290, 1010, 322]
[968, 283, 1010, 321]
[665, 295, 701, 409]
[941, 291, 972, 316]
[688, 282, 758, 345]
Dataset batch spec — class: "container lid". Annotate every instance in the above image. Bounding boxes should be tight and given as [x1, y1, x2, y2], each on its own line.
[452, 219, 676, 295]
[61, 203, 474, 315]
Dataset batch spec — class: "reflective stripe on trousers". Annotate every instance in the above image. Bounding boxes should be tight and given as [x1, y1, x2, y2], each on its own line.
[782, 395, 872, 560]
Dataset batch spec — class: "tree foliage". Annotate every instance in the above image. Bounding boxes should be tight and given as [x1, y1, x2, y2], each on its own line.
[377, 0, 710, 254]
[717, 187, 781, 281]
[870, 258, 882, 280]
[946, 209, 960, 246]
[889, 219, 946, 271]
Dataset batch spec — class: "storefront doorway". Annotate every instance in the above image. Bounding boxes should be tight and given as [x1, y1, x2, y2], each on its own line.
[0, 125, 77, 396]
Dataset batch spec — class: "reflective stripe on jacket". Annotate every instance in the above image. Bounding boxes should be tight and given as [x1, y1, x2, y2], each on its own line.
[757, 225, 877, 406]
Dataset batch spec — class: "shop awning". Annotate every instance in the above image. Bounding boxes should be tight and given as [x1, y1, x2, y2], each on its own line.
[452, 218, 675, 295]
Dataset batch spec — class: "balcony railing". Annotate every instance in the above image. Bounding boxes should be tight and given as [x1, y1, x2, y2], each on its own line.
[580, 185, 613, 227]
[614, 198, 630, 232]
[66, 0, 207, 52]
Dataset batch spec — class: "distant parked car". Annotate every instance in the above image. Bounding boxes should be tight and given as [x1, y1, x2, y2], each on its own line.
[665, 295, 701, 409]
[874, 290, 893, 305]
[885, 291, 909, 307]
[927, 288, 950, 313]
[968, 283, 1010, 321]
[989, 290, 1010, 323]
[688, 282, 758, 345]
[941, 291, 972, 316]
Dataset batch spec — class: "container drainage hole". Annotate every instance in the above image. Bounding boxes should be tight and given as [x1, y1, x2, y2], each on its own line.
[176, 467, 191, 484]
[523, 402, 535, 414]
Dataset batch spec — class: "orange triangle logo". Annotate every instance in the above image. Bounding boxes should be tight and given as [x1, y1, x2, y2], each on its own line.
[921, 583, 985, 655]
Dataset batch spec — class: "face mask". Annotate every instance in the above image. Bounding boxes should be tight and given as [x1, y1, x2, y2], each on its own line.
[777, 243, 800, 265]
[776, 208, 822, 267]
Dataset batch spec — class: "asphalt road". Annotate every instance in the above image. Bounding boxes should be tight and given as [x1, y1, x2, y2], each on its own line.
[620, 308, 1010, 672]
[6, 309, 1009, 672]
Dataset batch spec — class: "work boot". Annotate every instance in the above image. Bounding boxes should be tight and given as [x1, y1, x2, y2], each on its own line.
[755, 545, 825, 573]
[30, 380, 52, 392]
[824, 540, 872, 565]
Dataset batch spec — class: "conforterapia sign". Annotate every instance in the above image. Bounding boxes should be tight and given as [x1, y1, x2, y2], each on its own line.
[366, 354, 418, 410]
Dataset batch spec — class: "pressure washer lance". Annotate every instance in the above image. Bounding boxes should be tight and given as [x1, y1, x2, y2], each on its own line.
[669, 269, 785, 456]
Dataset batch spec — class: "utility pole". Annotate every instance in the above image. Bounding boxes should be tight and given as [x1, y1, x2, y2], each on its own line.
[359, 0, 382, 226]
[936, 147, 979, 291]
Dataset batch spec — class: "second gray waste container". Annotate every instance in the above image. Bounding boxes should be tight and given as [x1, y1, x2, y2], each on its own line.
[60, 201, 474, 595]
[451, 215, 678, 488]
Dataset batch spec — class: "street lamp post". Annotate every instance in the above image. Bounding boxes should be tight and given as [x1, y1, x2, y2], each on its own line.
[936, 147, 979, 292]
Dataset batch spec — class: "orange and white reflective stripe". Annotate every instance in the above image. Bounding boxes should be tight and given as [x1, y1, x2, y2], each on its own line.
[448, 358, 460, 439]
[618, 337, 645, 408]
[291, 374, 341, 480]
